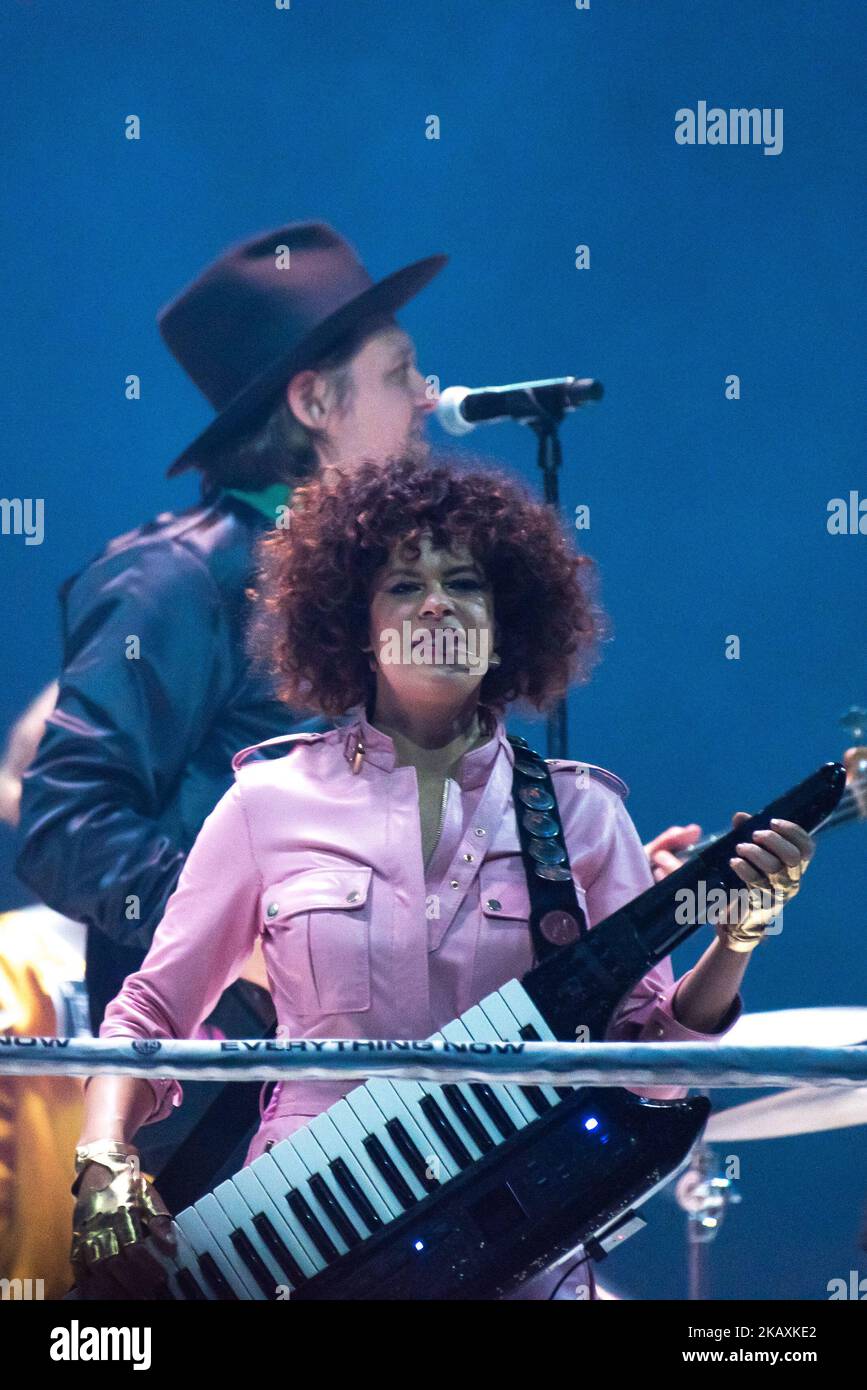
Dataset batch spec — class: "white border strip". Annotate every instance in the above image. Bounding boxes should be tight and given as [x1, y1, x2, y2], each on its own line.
[1, 1036, 866, 1088]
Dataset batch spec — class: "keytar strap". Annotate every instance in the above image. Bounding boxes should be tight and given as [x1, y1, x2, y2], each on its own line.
[507, 734, 588, 963]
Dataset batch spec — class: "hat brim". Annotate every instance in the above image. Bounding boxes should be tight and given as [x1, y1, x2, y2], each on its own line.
[165, 252, 447, 477]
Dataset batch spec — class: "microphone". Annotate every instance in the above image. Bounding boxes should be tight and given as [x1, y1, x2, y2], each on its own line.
[436, 376, 604, 436]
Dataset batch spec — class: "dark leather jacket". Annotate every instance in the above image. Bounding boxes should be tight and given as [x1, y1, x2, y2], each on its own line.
[15, 488, 327, 1027]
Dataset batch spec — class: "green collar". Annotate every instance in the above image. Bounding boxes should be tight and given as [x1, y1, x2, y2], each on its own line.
[221, 482, 292, 523]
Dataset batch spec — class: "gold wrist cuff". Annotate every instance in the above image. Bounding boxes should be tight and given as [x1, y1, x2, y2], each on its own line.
[71, 1161, 172, 1279]
[714, 921, 767, 953]
[74, 1140, 140, 1178]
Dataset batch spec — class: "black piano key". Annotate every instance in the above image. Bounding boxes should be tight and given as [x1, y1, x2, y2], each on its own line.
[385, 1117, 441, 1194]
[308, 1173, 363, 1248]
[252, 1212, 307, 1287]
[519, 1023, 572, 1101]
[362, 1134, 418, 1209]
[329, 1157, 384, 1233]
[231, 1228, 280, 1297]
[175, 1266, 207, 1301]
[419, 1094, 474, 1169]
[522, 1087, 553, 1115]
[441, 1084, 496, 1153]
[286, 1190, 340, 1263]
[197, 1252, 239, 1300]
[470, 1082, 518, 1138]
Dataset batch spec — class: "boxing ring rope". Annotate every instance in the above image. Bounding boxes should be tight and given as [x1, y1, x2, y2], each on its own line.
[2, 1036, 867, 1089]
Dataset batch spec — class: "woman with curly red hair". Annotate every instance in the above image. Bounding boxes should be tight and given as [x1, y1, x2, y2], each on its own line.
[250, 449, 604, 720]
[71, 453, 815, 1300]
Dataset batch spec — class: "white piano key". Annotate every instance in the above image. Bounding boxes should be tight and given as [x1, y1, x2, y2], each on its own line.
[322, 1097, 403, 1220]
[140, 1223, 202, 1301]
[438, 1017, 511, 1145]
[470, 992, 549, 1121]
[498, 978, 571, 1100]
[231, 1165, 318, 1289]
[267, 1140, 348, 1261]
[459, 1003, 535, 1129]
[477, 989, 558, 1106]
[411, 1030, 488, 1162]
[243, 1153, 322, 1276]
[212, 1178, 292, 1295]
[288, 1126, 357, 1254]
[367, 1070, 460, 1179]
[306, 1111, 394, 1228]
[192, 1192, 267, 1299]
[173, 1204, 252, 1300]
[345, 1085, 430, 1203]
[499, 978, 558, 1042]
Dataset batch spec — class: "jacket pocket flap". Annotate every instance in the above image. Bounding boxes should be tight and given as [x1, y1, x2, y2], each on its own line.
[480, 871, 588, 925]
[262, 866, 372, 924]
[479, 877, 532, 920]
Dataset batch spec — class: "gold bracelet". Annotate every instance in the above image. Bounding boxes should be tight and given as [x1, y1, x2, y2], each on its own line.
[714, 920, 767, 953]
[74, 1140, 140, 1179]
[71, 1160, 172, 1276]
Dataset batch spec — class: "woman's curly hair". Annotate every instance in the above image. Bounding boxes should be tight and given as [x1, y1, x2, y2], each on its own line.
[249, 452, 608, 717]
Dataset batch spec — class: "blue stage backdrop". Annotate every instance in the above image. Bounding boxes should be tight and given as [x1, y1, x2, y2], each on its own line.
[1, 0, 864, 1301]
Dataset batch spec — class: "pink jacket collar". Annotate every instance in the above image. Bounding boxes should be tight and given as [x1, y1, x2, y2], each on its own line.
[232, 704, 516, 789]
[342, 706, 513, 788]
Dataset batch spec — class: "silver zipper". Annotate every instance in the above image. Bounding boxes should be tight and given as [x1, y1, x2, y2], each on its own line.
[435, 777, 449, 844]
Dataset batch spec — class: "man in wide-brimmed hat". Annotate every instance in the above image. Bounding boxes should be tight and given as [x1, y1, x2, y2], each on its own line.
[14, 221, 447, 1200]
[161, 220, 445, 492]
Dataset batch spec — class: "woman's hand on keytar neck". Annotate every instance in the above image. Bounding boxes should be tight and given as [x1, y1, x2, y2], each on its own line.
[664, 810, 816, 1033]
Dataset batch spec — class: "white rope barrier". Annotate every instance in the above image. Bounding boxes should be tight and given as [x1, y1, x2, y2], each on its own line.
[1, 1036, 867, 1088]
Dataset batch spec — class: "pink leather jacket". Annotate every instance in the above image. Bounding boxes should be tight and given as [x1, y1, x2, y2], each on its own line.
[100, 710, 742, 1166]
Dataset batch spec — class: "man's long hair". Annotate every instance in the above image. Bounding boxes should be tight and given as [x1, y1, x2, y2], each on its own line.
[197, 310, 398, 499]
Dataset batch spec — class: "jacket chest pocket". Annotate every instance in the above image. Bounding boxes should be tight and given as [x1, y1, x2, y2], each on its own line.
[475, 860, 590, 992]
[260, 866, 372, 1016]
[473, 862, 535, 990]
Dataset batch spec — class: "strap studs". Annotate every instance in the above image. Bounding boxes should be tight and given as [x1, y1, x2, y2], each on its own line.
[539, 911, 581, 946]
[527, 837, 567, 865]
[534, 863, 573, 882]
[514, 759, 546, 780]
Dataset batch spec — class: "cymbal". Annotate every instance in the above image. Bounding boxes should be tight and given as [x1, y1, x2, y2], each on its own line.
[705, 1084, 867, 1141]
[705, 1007, 867, 1141]
[726, 1006, 867, 1047]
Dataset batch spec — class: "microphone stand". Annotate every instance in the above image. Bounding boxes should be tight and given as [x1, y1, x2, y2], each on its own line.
[527, 409, 569, 760]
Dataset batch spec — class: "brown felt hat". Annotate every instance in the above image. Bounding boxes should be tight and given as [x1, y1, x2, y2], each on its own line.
[158, 220, 447, 476]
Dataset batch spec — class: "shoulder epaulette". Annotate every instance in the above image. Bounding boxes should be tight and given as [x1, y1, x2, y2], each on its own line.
[545, 758, 629, 800]
[231, 730, 327, 773]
